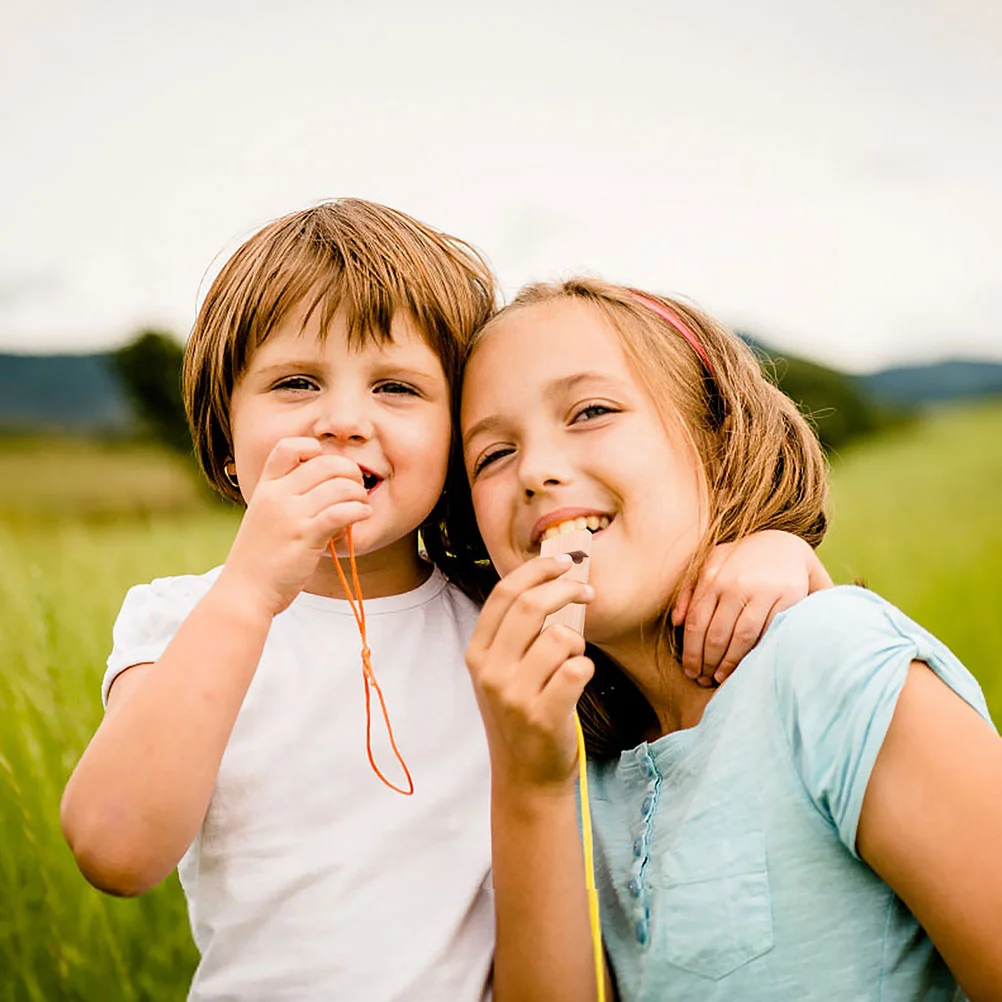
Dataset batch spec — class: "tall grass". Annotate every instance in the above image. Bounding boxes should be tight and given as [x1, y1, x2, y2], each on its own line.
[1, 511, 237, 1000]
[1, 402, 1000, 998]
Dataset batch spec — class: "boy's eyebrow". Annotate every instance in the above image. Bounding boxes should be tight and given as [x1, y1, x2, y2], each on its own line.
[250, 357, 442, 380]
[462, 371, 618, 448]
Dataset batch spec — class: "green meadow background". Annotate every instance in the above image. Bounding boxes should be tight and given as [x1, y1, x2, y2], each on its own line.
[2, 401, 1001, 1000]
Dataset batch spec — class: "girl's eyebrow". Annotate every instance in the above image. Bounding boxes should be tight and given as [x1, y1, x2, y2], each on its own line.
[463, 371, 619, 448]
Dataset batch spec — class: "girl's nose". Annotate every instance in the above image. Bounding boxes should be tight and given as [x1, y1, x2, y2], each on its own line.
[518, 446, 568, 499]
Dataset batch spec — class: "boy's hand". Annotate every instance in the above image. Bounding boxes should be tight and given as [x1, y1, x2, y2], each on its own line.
[673, 530, 833, 686]
[465, 554, 595, 795]
[219, 438, 372, 617]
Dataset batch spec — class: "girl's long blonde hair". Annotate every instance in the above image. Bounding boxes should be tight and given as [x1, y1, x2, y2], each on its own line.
[448, 277, 830, 756]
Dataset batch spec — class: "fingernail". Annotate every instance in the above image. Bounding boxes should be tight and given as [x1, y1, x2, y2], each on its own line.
[553, 553, 573, 566]
[581, 584, 595, 599]
[683, 668, 697, 679]
[714, 670, 726, 683]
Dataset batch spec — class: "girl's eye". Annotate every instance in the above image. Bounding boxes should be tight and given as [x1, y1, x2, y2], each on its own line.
[375, 381, 420, 397]
[473, 446, 514, 477]
[572, 403, 615, 423]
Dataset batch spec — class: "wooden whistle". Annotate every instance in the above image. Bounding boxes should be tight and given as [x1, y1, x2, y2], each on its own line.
[540, 528, 592, 635]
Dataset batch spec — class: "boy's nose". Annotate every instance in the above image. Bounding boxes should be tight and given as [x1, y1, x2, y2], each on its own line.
[311, 396, 373, 442]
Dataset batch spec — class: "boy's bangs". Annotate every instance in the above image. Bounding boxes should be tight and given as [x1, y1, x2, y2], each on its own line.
[242, 242, 405, 357]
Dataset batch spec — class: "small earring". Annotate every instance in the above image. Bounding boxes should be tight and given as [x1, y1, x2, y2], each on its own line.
[224, 461, 239, 488]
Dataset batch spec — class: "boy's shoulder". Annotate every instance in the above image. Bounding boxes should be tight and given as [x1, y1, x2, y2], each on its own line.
[123, 565, 223, 614]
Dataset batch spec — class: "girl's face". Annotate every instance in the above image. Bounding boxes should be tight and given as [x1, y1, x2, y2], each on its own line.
[461, 298, 707, 649]
[229, 301, 452, 579]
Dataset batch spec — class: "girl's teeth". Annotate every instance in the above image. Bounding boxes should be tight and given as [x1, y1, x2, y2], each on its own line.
[540, 514, 612, 544]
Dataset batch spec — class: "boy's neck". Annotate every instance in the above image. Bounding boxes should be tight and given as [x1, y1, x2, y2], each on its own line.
[305, 534, 433, 601]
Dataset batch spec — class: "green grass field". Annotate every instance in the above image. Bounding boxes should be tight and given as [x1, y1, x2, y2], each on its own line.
[2, 402, 1001, 1000]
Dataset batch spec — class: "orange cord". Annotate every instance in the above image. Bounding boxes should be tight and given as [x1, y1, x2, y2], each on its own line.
[328, 528, 415, 796]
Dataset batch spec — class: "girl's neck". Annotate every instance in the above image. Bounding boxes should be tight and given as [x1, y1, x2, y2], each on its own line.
[601, 635, 716, 737]
[305, 533, 432, 601]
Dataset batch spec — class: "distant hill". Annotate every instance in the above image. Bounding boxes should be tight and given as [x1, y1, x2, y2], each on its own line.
[856, 360, 1002, 407]
[0, 352, 135, 434]
[2, 346, 1001, 440]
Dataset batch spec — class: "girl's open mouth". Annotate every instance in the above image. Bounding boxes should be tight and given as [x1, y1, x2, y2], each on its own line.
[537, 514, 613, 546]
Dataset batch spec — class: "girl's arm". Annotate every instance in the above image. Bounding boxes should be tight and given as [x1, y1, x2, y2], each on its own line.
[465, 556, 613, 1002]
[674, 529, 832, 685]
[60, 439, 371, 896]
[857, 662, 1002, 1000]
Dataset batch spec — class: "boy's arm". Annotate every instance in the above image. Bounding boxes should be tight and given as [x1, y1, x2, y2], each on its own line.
[60, 577, 275, 895]
[61, 439, 371, 896]
[858, 662, 1002, 1000]
[674, 529, 832, 684]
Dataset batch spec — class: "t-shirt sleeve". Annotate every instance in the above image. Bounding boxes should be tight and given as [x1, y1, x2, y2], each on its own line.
[103, 573, 215, 707]
[769, 585, 993, 857]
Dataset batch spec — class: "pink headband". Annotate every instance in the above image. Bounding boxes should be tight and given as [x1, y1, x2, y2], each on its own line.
[628, 290, 715, 378]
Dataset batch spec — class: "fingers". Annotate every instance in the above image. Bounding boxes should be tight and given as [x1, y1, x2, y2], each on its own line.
[500, 626, 588, 707]
[286, 452, 366, 496]
[259, 437, 325, 481]
[711, 596, 781, 683]
[687, 590, 745, 682]
[468, 554, 585, 661]
[472, 575, 594, 688]
[671, 578, 694, 626]
[681, 588, 715, 681]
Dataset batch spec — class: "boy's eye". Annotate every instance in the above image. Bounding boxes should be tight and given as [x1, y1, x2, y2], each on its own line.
[375, 381, 420, 397]
[275, 375, 318, 391]
[472, 446, 514, 478]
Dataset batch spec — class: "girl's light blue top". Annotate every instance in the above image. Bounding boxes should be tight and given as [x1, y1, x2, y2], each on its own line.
[588, 586, 989, 1001]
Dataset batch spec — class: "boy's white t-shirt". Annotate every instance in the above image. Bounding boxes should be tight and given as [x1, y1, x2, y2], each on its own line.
[104, 565, 493, 1002]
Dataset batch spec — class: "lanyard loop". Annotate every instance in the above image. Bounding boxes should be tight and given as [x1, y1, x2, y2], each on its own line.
[329, 529, 415, 796]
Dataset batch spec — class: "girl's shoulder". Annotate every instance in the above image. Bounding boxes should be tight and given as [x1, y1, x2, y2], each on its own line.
[757, 586, 992, 852]
[762, 585, 989, 722]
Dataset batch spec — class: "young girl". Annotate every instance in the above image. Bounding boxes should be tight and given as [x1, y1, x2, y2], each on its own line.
[459, 278, 1002, 1001]
[61, 202, 831, 1002]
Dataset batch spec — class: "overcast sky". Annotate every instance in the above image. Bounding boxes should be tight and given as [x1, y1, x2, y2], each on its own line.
[1, 0, 999, 371]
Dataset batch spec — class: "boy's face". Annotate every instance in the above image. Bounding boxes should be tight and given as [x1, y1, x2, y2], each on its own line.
[461, 298, 706, 649]
[229, 302, 452, 585]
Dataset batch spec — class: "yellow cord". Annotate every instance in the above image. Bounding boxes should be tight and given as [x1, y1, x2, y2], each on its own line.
[575, 711, 606, 1002]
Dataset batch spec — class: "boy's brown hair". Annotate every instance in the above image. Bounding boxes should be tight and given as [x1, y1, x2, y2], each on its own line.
[447, 276, 830, 756]
[182, 198, 496, 507]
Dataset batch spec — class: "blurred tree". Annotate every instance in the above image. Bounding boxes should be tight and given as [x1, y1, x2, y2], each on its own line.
[741, 334, 906, 453]
[112, 329, 191, 455]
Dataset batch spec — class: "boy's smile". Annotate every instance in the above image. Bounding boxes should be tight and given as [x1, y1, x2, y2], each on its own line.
[229, 302, 452, 596]
[461, 298, 708, 651]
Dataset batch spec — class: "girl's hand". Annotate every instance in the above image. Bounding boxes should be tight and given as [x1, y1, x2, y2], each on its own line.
[466, 554, 596, 795]
[218, 437, 372, 617]
[673, 529, 833, 686]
